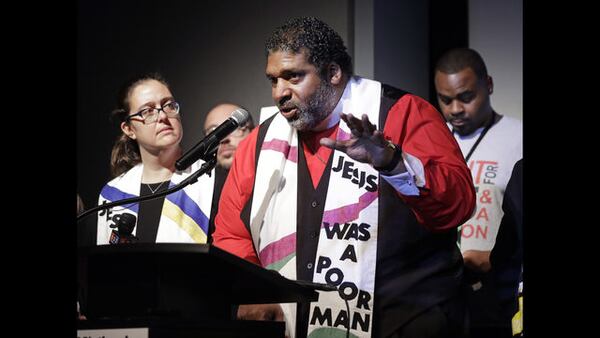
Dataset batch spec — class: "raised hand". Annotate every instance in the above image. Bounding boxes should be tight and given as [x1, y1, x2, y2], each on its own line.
[320, 113, 396, 169]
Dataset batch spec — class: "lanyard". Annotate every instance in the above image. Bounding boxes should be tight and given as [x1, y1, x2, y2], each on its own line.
[460, 111, 497, 163]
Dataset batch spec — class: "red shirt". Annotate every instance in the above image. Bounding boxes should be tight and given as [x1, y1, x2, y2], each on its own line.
[299, 126, 339, 189]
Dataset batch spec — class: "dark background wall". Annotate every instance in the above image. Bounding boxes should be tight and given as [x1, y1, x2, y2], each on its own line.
[374, 0, 430, 97]
[470, 0, 522, 119]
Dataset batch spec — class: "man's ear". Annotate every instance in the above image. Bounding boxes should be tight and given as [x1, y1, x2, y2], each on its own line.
[328, 62, 343, 86]
[487, 75, 494, 95]
[121, 122, 137, 140]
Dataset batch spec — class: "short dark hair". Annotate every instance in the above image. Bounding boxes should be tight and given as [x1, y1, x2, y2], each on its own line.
[265, 17, 353, 78]
[435, 48, 488, 81]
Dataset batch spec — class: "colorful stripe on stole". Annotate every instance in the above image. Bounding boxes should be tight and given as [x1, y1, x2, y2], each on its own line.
[100, 185, 139, 214]
[164, 185, 209, 243]
[322, 190, 378, 224]
[262, 139, 298, 163]
[259, 233, 296, 270]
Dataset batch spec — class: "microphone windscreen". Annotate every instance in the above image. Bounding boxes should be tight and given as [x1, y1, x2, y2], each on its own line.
[230, 108, 250, 126]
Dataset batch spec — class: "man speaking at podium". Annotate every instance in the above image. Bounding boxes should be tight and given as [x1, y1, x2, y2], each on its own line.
[213, 17, 475, 338]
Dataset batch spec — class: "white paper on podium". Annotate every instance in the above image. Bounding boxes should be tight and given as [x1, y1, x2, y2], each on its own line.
[77, 327, 149, 338]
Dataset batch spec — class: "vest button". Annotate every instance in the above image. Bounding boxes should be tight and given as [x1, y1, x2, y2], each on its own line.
[311, 200, 318, 208]
[307, 263, 313, 269]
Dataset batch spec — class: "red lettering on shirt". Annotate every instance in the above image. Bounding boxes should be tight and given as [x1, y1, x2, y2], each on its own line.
[473, 160, 498, 184]
[475, 207, 489, 221]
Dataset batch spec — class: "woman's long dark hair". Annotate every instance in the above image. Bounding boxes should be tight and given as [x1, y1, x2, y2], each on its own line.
[109, 72, 169, 178]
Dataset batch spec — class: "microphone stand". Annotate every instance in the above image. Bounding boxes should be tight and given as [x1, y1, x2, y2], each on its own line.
[77, 154, 217, 222]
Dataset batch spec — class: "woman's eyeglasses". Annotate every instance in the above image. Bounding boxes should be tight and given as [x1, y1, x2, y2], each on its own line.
[125, 101, 180, 124]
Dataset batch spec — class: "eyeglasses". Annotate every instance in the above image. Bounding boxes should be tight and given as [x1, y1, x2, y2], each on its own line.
[204, 125, 250, 137]
[125, 101, 180, 124]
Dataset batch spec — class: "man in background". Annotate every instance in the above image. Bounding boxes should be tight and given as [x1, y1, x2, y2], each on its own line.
[434, 47, 522, 338]
[203, 103, 255, 238]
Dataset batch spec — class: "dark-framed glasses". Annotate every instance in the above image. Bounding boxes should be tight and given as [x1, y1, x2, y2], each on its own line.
[125, 101, 180, 124]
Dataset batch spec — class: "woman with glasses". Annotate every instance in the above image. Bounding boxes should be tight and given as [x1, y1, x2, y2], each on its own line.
[96, 73, 215, 245]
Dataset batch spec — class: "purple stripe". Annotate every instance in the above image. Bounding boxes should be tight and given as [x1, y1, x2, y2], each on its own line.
[337, 128, 352, 141]
[261, 139, 298, 163]
[322, 190, 378, 224]
[259, 232, 296, 267]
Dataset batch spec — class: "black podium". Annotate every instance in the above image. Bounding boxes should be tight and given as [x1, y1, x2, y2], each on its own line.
[78, 243, 319, 337]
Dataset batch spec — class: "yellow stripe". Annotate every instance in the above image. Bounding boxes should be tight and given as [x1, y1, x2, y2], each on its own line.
[162, 199, 207, 243]
[511, 295, 523, 335]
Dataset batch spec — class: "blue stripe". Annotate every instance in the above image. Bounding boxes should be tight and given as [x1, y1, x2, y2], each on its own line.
[100, 185, 139, 214]
[166, 183, 209, 234]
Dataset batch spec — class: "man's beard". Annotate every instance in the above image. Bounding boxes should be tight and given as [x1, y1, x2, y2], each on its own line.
[284, 81, 338, 131]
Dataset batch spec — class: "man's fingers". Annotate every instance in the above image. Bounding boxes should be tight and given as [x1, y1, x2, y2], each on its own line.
[342, 113, 364, 135]
[342, 113, 378, 137]
[320, 137, 335, 148]
[274, 305, 285, 321]
[372, 130, 387, 145]
[237, 304, 285, 321]
[320, 137, 347, 152]
[361, 114, 376, 134]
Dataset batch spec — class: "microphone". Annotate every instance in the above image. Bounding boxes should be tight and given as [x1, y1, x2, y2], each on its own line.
[175, 108, 250, 171]
[109, 213, 138, 244]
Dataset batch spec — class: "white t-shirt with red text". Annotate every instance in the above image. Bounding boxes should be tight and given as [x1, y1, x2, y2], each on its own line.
[451, 115, 522, 252]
